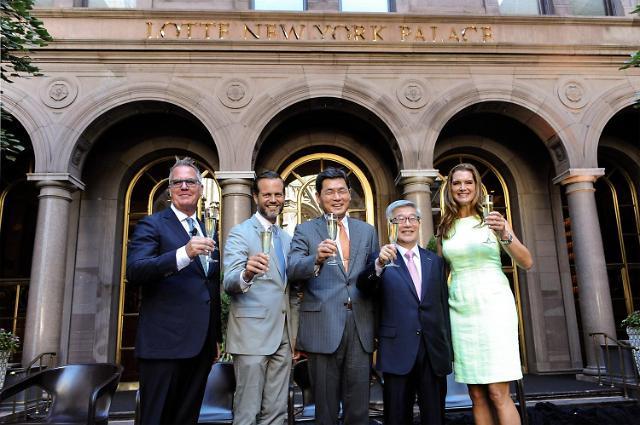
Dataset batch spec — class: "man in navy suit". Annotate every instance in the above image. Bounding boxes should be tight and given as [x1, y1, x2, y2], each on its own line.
[127, 157, 221, 424]
[358, 200, 452, 425]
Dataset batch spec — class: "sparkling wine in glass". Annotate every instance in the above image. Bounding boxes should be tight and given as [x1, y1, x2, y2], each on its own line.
[257, 228, 273, 280]
[204, 215, 218, 263]
[482, 194, 495, 244]
[385, 221, 400, 268]
[326, 213, 339, 266]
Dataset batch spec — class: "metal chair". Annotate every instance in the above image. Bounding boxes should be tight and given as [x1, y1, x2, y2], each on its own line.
[197, 361, 235, 424]
[0, 363, 123, 425]
[291, 359, 315, 422]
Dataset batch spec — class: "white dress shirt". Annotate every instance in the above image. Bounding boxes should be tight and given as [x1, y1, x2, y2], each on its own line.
[171, 204, 205, 271]
[239, 211, 278, 291]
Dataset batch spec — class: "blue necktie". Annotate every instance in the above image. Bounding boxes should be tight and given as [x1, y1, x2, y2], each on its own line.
[186, 217, 208, 274]
[271, 226, 286, 281]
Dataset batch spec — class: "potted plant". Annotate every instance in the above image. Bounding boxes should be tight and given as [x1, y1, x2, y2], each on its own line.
[0, 328, 20, 389]
[621, 310, 640, 374]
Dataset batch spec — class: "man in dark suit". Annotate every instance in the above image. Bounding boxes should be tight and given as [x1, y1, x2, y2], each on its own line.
[358, 200, 452, 425]
[287, 167, 378, 425]
[126, 157, 221, 424]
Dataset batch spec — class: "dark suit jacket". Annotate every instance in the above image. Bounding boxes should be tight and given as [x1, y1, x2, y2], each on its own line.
[287, 216, 378, 354]
[358, 247, 452, 376]
[126, 207, 222, 359]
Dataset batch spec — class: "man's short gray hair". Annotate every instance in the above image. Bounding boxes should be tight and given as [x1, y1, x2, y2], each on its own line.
[169, 156, 203, 183]
[385, 199, 421, 220]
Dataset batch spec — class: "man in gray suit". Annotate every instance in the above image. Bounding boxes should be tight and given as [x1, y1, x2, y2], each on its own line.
[287, 167, 378, 425]
[223, 171, 297, 425]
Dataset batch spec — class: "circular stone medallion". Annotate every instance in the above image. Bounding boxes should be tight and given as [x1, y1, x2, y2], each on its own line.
[396, 79, 429, 109]
[217, 78, 253, 109]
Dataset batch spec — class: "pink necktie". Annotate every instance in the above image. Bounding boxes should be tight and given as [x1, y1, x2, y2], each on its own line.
[405, 251, 421, 299]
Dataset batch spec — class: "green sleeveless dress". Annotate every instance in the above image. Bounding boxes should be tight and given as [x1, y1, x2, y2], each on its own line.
[442, 215, 522, 384]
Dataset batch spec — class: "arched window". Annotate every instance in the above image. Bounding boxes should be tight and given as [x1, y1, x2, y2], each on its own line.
[595, 159, 640, 337]
[279, 153, 375, 236]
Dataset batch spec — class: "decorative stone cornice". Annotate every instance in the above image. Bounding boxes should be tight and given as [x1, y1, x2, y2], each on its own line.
[552, 168, 605, 186]
[214, 171, 256, 181]
[395, 169, 440, 186]
[27, 173, 85, 191]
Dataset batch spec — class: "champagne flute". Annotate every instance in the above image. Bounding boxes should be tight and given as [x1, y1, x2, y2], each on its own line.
[257, 228, 273, 280]
[326, 213, 339, 266]
[482, 194, 495, 244]
[204, 213, 218, 263]
[384, 221, 400, 268]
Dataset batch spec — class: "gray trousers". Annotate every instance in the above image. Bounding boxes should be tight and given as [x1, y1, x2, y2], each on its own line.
[232, 326, 292, 425]
[308, 311, 371, 425]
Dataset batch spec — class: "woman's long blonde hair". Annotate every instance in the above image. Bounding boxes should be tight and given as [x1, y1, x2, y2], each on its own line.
[437, 163, 484, 240]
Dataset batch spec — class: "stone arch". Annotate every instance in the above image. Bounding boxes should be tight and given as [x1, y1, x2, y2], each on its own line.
[420, 80, 577, 175]
[1, 84, 54, 173]
[55, 80, 231, 178]
[583, 82, 640, 167]
[239, 77, 409, 171]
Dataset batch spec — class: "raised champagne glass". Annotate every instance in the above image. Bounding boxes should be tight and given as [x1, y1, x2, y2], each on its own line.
[482, 194, 495, 244]
[257, 228, 273, 280]
[204, 209, 218, 263]
[385, 220, 400, 268]
[326, 213, 339, 266]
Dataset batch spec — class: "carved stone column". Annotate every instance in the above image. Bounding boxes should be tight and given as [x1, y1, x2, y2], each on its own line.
[215, 171, 255, 246]
[22, 174, 83, 365]
[555, 169, 615, 373]
[396, 169, 439, 247]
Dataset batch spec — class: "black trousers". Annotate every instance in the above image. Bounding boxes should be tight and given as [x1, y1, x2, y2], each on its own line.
[382, 339, 447, 425]
[138, 338, 215, 425]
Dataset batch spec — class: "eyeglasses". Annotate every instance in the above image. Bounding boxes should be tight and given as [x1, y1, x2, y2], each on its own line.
[169, 179, 200, 188]
[322, 188, 350, 197]
[391, 216, 420, 225]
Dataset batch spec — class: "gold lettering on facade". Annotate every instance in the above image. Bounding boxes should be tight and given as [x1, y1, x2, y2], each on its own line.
[371, 25, 385, 41]
[219, 23, 229, 39]
[160, 22, 181, 38]
[267, 24, 277, 40]
[480, 26, 493, 42]
[203, 23, 214, 39]
[143, 21, 495, 43]
[399, 25, 411, 42]
[340, 25, 352, 41]
[183, 23, 196, 39]
[460, 26, 477, 42]
[280, 24, 305, 40]
[314, 24, 333, 40]
[448, 28, 460, 42]
[244, 23, 261, 39]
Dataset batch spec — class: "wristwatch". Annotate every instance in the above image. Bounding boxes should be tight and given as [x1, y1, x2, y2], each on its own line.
[499, 232, 513, 245]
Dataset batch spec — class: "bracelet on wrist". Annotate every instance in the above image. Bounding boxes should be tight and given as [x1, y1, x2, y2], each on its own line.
[499, 232, 513, 245]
